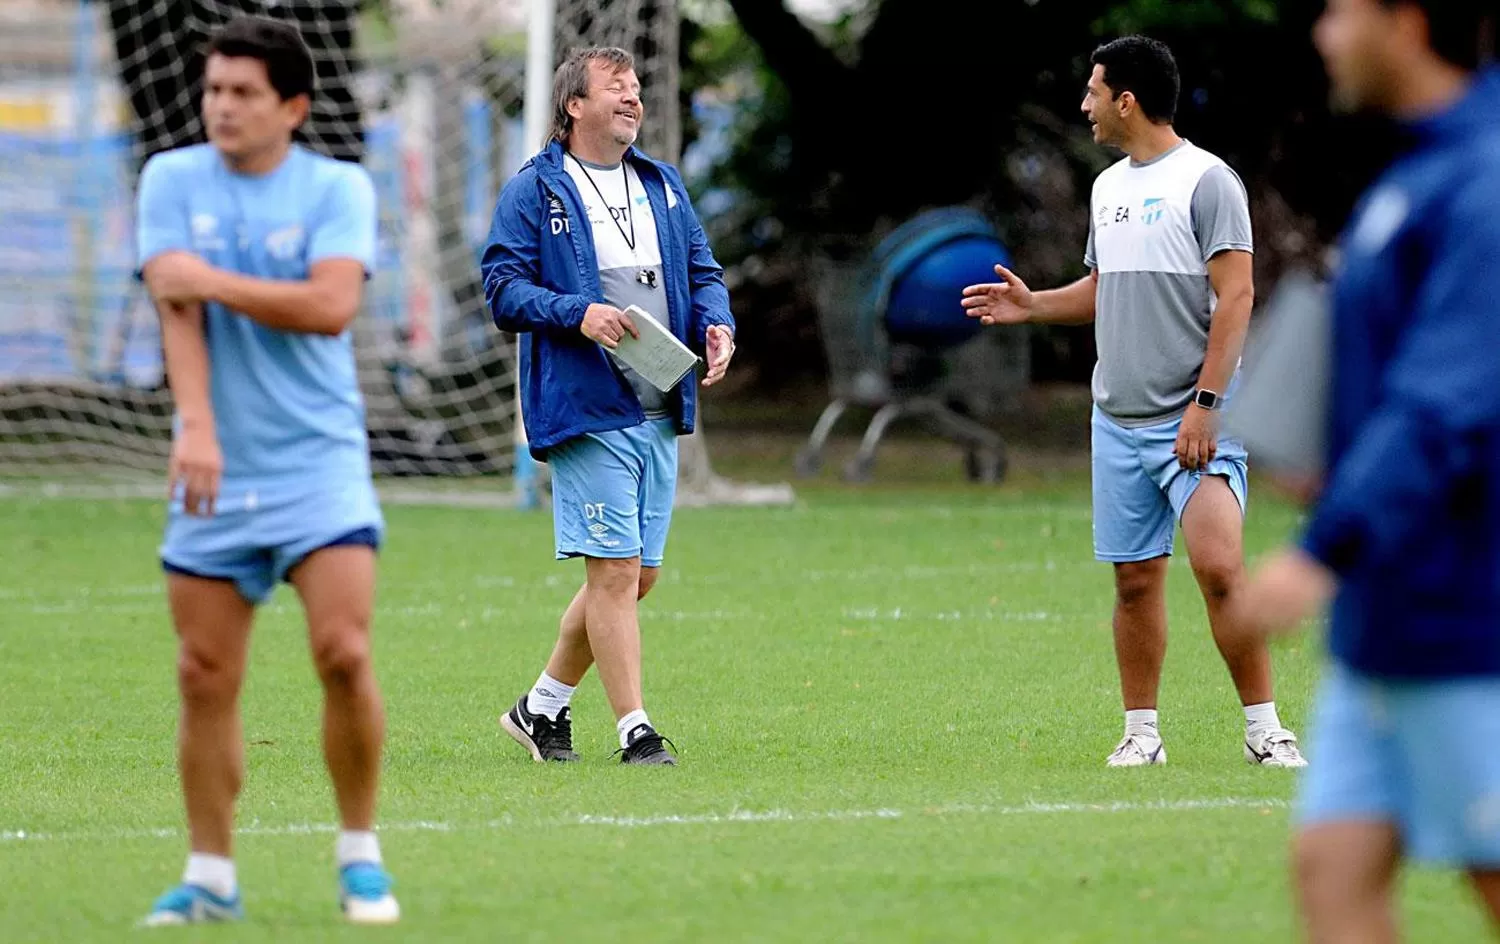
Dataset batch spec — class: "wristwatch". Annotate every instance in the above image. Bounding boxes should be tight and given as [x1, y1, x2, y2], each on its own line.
[1193, 388, 1222, 411]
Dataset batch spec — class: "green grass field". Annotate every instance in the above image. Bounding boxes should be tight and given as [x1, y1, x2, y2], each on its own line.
[0, 465, 1486, 942]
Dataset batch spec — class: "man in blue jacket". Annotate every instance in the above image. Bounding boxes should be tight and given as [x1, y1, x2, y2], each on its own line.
[1240, 0, 1500, 938]
[481, 47, 736, 766]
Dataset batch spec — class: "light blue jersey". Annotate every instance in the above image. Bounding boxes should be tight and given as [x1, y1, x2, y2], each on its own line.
[136, 144, 383, 602]
[136, 143, 377, 499]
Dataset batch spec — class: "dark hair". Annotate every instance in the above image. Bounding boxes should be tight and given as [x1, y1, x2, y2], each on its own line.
[206, 16, 315, 102]
[1381, 0, 1497, 70]
[548, 46, 636, 144]
[1090, 35, 1180, 124]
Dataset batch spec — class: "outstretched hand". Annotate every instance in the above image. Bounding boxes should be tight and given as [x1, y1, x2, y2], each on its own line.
[1234, 547, 1337, 640]
[960, 264, 1034, 326]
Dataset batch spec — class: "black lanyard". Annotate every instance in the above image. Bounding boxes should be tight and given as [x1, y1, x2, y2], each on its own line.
[570, 154, 636, 253]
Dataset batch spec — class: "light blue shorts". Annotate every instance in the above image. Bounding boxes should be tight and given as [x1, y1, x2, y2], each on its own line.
[160, 480, 384, 605]
[1296, 664, 1500, 867]
[1090, 405, 1248, 562]
[549, 418, 678, 567]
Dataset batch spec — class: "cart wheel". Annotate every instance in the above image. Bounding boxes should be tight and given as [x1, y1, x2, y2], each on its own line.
[844, 453, 875, 483]
[794, 446, 823, 478]
[964, 447, 1008, 484]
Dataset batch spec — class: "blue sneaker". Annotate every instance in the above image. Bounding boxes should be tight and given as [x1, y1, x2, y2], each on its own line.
[339, 862, 400, 925]
[142, 882, 243, 926]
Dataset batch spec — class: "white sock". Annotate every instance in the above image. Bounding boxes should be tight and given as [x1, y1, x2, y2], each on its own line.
[526, 673, 576, 720]
[1244, 702, 1281, 732]
[617, 708, 652, 749]
[1124, 709, 1160, 738]
[183, 853, 236, 899]
[337, 830, 382, 867]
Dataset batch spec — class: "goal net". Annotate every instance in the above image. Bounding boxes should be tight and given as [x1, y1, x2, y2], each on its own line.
[0, 0, 790, 505]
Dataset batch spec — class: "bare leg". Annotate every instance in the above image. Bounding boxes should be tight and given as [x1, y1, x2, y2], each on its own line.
[288, 545, 384, 831]
[1113, 557, 1170, 710]
[1295, 821, 1402, 944]
[168, 574, 256, 857]
[544, 566, 660, 689]
[1181, 475, 1273, 706]
[544, 586, 591, 686]
[583, 556, 648, 721]
[1467, 870, 1500, 934]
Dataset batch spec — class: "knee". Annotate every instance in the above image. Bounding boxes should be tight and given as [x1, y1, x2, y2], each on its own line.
[177, 645, 240, 706]
[311, 621, 372, 686]
[1191, 555, 1240, 601]
[1114, 561, 1163, 608]
[637, 567, 660, 600]
[588, 557, 642, 599]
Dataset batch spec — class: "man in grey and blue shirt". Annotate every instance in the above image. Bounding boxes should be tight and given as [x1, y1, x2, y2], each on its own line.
[963, 35, 1305, 769]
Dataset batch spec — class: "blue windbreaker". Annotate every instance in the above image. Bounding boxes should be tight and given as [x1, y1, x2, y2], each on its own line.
[481, 140, 734, 458]
[1301, 68, 1500, 678]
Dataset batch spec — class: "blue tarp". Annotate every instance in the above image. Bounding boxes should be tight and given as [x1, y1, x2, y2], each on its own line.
[0, 102, 520, 386]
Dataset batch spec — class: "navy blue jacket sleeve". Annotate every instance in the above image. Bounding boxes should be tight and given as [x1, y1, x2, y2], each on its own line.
[481, 172, 591, 334]
[664, 166, 734, 346]
[1301, 178, 1500, 573]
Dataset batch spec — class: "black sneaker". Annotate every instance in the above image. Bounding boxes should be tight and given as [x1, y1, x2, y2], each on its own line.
[615, 723, 678, 766]
[500, 695, 580, 762]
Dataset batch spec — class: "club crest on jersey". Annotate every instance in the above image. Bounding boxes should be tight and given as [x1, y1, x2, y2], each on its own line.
[264, 224, 306, 261]
[1142, 198, 1165, 226]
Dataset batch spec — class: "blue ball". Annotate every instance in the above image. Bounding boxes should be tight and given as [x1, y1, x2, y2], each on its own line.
[885, 235, 1012, 348]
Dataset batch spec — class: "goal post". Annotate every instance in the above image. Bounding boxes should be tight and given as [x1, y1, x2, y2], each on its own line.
[0, 0, 790, 507]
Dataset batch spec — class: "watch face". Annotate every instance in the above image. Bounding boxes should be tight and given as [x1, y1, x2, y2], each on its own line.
[1196, 390, 1219, 409]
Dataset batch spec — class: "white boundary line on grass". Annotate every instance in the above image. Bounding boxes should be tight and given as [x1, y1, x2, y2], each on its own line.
[0, 796, 1287, 846]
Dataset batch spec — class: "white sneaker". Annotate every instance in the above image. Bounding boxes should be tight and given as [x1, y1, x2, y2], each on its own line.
[1106, 732, 1166, 767]
[339, 862, 400, 925]
[1245, 727, 1308, 768]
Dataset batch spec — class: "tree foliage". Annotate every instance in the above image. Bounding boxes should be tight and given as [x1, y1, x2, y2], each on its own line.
[687, 0, 1402, 386]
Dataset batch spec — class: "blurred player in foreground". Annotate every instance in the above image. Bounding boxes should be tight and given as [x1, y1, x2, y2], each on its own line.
[1239, 1, 1500, 940]
[962, 36, 1305, 769]
[482, 48, 735, 765]
[134, 16, 397, 926]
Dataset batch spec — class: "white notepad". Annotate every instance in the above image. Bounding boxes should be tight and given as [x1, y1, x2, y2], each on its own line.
[1222, 269, 1331, 478]
[613, 304, 701, 393]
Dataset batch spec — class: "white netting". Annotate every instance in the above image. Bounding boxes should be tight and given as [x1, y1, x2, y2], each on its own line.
[0, 0, 533, 484]
[0, 0, 790, 505]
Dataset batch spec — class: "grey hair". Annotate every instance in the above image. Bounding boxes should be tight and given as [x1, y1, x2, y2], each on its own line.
[548, 46, 636, 145]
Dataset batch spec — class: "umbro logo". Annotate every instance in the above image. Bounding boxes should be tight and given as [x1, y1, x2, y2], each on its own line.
[547, 195, 571, 236]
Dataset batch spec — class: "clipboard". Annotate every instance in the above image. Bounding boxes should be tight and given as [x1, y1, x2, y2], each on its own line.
[613, 304, 701, 392]
[1222, 269, 1331, 478]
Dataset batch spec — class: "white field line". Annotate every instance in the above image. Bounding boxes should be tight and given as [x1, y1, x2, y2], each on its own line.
[1, 559, 1100, 609]
[0, 796, 1287, 846]
[9, 598, 1084, 624]
[0, 487, 1095, 518]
